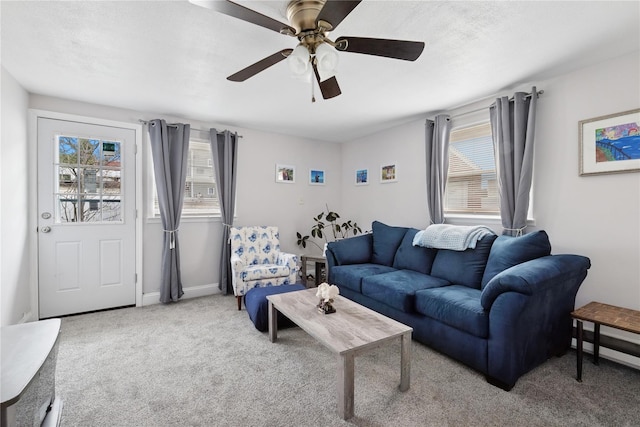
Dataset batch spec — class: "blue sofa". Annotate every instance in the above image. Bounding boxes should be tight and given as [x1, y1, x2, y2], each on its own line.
[325, 221, 591, 390]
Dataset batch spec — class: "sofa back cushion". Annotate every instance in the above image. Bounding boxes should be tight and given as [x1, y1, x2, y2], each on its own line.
[430, 234, 497, 289]
[371, 221, 408, 266]
[480, 230, 552, 289]
[393, 228, 438, 274]
[327, 234, 372, 266]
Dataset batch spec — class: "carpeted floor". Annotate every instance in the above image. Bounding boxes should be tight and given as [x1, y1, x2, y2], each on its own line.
[55, 294, 640, 426]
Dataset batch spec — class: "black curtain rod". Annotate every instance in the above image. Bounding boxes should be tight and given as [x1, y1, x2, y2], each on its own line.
[447, 89, 544, 120]
[138, 119, 242, 138]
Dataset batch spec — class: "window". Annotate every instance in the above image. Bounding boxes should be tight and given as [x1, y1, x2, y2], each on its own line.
[153, 139, 220, 217]
[56, 136, 123, 223]
[445, 123, 499, 214]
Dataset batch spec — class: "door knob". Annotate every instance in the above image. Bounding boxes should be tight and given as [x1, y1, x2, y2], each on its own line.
[41, 226, 51, 233]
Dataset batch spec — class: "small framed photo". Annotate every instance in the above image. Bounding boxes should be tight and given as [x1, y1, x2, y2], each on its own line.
[309, 169, 325, 185]
[355, 168, 369, 185]
[380, 163, 398, 183]
[579, 108, 640, 176]
[275, 164, 296, 183]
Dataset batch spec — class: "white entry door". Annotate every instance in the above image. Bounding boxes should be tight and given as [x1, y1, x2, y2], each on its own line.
[37, 117, 136, 318]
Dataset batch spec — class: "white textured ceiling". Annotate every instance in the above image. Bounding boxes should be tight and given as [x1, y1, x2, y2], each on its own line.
[2, 1, 639, 142]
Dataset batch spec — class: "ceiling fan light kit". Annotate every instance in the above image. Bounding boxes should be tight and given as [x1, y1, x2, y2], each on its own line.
[191, 0, 425, 100]
[288, 44, 312, 77]
[314, 43, 339, 82]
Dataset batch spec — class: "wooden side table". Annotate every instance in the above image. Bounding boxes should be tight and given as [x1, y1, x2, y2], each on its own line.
[300, 255, 326, 287]
[571, 301, 640, 382]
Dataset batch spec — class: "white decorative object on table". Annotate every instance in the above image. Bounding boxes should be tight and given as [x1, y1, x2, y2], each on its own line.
[316, 282, 339, 314]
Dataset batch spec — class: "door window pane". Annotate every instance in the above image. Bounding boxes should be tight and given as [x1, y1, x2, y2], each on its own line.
[55, 136, 124, 223]
[82, 167, 99, 194]
[100, 197, 122, 222]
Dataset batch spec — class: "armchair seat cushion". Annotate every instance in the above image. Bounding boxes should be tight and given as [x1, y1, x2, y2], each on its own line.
[241, 264, 291, 281]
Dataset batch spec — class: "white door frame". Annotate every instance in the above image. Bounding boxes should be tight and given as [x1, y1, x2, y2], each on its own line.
[28, 110, 144, 318]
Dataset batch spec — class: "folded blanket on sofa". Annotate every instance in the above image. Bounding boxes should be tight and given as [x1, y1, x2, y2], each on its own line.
[413, 224, 495, 251]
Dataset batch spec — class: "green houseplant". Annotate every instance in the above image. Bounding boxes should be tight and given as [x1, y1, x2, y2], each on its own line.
[296, 206, 362, 252]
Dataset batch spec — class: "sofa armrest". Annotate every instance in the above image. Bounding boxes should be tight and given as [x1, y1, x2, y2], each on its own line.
[326, 234, 373, 269]
[480, 254, 591, 310]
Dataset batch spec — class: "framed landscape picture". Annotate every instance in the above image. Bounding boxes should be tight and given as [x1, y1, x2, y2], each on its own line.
[309, 169, 325, 185]
[275, 164, 295, 183]
[355, 168, 368, 185]
[380, 163, 398, 183]
[579, 108, 640, 176]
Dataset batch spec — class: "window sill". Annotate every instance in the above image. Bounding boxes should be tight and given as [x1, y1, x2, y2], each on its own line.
[444, 213, 536, 228]
[146, 215, 222, 224]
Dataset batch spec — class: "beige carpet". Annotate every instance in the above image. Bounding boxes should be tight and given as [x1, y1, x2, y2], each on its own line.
[55, 294, 640, 426]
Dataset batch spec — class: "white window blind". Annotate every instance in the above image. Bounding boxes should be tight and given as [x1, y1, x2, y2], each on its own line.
[445, 122, 499, 214]
[153, 139, 220, 216]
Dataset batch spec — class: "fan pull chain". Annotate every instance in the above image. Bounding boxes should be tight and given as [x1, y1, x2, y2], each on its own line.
[311, 79, 316, 103]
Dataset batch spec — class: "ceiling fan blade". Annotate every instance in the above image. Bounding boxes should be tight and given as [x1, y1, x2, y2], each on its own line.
[315, 0, 361, 31]
[312, 64, 341, 99]
[335, 37, 425, 61]
[227, 49, 293, 82]
[190, 0, 296, 35]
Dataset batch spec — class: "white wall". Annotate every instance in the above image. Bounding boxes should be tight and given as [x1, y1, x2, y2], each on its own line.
[26, 95, 340, 302]
[1, 66, 31, 326]
[342, 51, 640, 365]
[341, 118, 430, 231]
[536, 51, 640, 366]
[534, 52, 640, 311]
[232, 126, 342, 256]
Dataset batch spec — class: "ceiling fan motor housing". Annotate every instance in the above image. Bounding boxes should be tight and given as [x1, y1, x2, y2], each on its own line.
[286, 0, 328, 34]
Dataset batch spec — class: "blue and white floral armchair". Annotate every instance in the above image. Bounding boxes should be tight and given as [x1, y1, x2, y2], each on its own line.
[229, 226, 298, 310]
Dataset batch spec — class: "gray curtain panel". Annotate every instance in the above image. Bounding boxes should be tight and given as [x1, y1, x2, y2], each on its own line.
[148, 119, 190, 303]
[490, 87, 538, 236]
[425, 115, 452, 224]
[209, 129, 239, 295]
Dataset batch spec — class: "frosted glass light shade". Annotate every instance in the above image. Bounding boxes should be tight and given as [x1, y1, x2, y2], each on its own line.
[288, 44, 310, 76]
[315, 43, 339, 81]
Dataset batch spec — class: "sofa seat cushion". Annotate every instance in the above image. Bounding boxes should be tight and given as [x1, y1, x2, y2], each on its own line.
[415, 285, 488, 338]
[331, 264, 398, 293]
[430, 234, 497, 289]
[362, 270, 451, 312]
[240, 264, 290, 282]
[393, 229, 438, 275]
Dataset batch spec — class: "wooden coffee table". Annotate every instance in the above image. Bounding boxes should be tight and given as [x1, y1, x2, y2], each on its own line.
[267, 288, 412, 420]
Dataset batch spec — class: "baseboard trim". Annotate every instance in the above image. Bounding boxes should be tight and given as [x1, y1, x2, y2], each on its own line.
[142, 283, 221, 306]
[19, 311, 34, 324]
